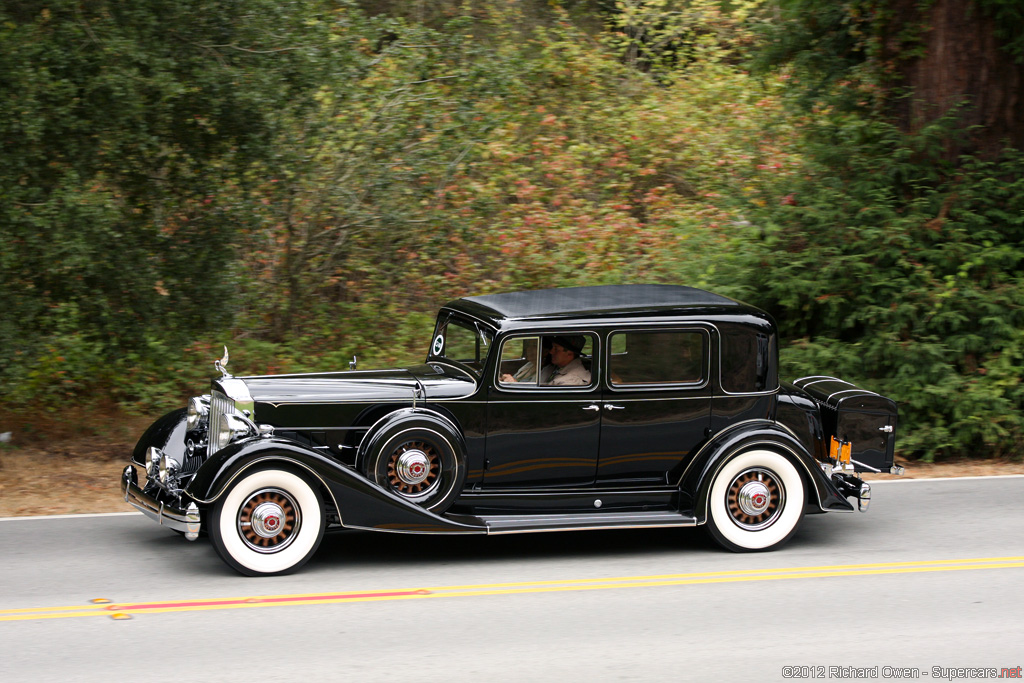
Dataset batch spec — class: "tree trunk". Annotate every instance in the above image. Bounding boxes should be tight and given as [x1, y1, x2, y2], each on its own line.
[884, 0, 1024, 159]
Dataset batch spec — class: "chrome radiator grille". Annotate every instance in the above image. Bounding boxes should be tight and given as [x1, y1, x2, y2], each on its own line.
[181, 450, 206, 477]
[207, 391, 235, 457]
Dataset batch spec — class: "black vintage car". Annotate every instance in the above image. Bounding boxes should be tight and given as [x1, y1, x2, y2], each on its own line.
[122, 285, 901, 575]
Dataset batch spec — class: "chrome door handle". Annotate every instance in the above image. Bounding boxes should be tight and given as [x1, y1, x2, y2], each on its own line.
[583, 404, 601, 412]
[604, 404, 625, 410]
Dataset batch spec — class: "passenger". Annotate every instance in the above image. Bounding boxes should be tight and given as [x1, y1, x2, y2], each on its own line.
[500, 338, 552, 384]
[546, 335, 590, 386]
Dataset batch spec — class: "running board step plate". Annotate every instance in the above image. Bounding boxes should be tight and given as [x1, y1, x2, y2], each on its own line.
[472, 510, 698, 534]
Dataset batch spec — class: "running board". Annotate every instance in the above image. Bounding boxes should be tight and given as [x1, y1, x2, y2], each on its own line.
[472, 510, 698, 535]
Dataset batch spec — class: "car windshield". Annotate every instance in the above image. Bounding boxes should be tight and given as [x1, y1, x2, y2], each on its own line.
[428, 315, 493, 375]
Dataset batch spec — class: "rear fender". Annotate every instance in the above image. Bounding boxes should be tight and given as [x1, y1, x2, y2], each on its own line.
[680, 422, 853, 523]
[185, 437, 483, 534]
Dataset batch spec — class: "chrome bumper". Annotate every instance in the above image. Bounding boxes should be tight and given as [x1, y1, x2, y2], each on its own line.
[830, 472, 872, 512]
[121, 465, 201, 540]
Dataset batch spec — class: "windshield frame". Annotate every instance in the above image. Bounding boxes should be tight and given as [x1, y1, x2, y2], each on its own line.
[426, 311, 495, 378]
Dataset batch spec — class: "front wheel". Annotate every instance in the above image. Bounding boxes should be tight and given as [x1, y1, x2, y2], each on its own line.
[705, 449, 805, 552]
[209, 466, 325, 576]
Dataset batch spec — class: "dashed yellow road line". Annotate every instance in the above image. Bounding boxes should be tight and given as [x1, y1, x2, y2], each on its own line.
[2, 556, 1022, 622]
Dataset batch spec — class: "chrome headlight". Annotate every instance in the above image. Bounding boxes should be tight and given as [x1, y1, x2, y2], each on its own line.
[147, 446, 163, 479]
[159, 453, 181, 486]
[217, 413, 256, 450]
[186, 396, 209, 430]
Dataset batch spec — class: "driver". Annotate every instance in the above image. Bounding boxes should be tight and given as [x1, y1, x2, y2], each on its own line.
[546, 335, 590, 386]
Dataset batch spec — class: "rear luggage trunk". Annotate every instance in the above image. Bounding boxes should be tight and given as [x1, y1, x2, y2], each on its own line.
[793, 376, 898, 473]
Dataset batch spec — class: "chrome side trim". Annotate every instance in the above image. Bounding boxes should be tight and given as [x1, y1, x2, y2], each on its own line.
[460, 487, 674, 499]
[255, 398, 465, 406]
[258, 425, 370, 432]
[339, 524, 484, 536]
[793, 375, 835, 383]
[826, 388, 879, 402]
[482, 511, 698, 534]
[487, 522, 697, 534]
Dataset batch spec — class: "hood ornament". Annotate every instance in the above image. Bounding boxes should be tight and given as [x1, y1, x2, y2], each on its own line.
[214, 346, 232, 378]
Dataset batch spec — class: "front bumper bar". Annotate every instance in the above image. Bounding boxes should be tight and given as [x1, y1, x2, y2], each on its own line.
[121, 465, 201, 540]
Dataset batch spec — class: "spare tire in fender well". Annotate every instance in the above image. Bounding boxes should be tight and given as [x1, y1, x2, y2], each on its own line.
[357, 408, 468, 513]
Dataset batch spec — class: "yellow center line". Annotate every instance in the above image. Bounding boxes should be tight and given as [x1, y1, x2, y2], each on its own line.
[2, 556, 1022, 622]
[418, 555, 1024, 592]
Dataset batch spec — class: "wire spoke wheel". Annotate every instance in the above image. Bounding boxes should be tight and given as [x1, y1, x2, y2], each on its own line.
[364, 420, 466, 513]
[385, 440, 441, 497]
[726, 468, 783, 531]
[237, 488, 300, 553]
[210, 467, 325, 576]
[706, 449, 805, 552]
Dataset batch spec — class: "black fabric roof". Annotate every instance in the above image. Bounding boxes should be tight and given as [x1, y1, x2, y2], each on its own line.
[459, 284, 740, 319]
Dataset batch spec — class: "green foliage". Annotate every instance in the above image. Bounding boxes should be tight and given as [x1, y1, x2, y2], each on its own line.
[724, 112, 1024, 459]
[601, 0, 764, 79]
[231, 2, 784, 332]
[978, 0, 1024, 63]
[0, 0, 349, 380]
[5, 0, 1021, 465]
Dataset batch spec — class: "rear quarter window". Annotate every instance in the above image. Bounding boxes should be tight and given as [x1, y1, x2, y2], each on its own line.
[718, 322, 777, 393]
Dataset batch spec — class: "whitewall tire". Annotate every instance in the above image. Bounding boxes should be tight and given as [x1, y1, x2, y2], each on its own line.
[705, 449, 805, 552]
[210, 467, 325, 576]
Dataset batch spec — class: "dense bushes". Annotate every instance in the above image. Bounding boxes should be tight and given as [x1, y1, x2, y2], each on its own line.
[2, 1, 1021, 462]
[724, 117, 1024, 460]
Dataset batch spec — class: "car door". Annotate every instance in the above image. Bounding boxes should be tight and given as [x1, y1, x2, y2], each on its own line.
[483, 333, 601, 488]
[596, 327, 712, 487]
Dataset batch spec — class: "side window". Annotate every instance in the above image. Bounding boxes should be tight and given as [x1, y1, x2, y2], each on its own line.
[496, 333, 596, 388]
[498, 336, 542, 384]
[608, 330, 705, 386]
[719, 323, 777, 393]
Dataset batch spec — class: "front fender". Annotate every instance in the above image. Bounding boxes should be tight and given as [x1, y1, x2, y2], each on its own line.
[131, 408, 188, 467]
[680, 422, 853, 523]
[185, 437, 483, 534]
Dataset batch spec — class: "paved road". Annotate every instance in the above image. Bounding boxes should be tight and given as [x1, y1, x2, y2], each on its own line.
[2, 477, 1023, 682]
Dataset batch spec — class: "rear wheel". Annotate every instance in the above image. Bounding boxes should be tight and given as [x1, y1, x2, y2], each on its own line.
[705, 449, 805, 552]
[209, 467, 325, 576]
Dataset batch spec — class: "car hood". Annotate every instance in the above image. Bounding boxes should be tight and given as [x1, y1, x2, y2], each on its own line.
[234, 364, 477, 405]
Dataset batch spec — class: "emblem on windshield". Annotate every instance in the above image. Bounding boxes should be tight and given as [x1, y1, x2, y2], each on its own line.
[432, 334, 444, 356]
